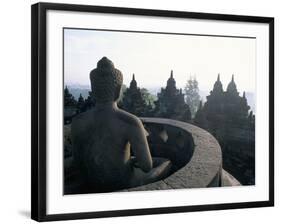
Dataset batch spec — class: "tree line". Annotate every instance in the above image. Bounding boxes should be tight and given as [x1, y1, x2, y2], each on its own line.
[64, 73, 200, 124]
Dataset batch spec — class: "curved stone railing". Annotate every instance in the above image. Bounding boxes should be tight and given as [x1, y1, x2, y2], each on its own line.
[124, 117, 223, 191]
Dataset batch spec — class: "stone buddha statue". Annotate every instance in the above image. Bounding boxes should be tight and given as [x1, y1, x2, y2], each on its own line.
[71, 57, 171, 192]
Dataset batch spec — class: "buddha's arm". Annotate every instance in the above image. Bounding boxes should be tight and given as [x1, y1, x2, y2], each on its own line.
[129, 119, 153, 172]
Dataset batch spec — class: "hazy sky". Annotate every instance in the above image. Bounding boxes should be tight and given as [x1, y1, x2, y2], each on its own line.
[64, 28, 256, 93]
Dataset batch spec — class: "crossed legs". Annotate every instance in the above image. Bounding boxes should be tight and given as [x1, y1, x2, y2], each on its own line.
[129, 157, 172, 188]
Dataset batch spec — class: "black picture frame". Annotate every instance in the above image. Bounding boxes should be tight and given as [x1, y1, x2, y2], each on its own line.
[31, 2, 274, 222]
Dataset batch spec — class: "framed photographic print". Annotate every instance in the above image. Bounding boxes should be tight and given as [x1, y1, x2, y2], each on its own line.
[31, 2, 274, 222]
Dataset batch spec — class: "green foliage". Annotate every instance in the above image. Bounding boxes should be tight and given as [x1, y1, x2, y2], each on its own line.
[77, 94, 85, 113]
[64, 86, 77, 107]
[140, 88, 156, 109]
[184, 77, 200, 117]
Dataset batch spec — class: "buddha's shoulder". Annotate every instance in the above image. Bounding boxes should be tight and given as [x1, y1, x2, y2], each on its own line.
[72, 109, 94, 127]
[115, 109, 143, 128]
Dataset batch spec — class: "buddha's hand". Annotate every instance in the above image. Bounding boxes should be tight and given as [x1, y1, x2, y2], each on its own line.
[130, 156, 141, 168]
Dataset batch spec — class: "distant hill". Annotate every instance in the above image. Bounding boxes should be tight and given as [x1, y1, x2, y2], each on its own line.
[68, 87, 91, 100]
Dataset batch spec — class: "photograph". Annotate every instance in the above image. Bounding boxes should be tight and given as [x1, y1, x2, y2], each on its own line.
[63, 28, 256, 194]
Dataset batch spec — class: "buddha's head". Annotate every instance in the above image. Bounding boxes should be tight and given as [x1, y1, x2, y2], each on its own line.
[90, 57, 123, 103]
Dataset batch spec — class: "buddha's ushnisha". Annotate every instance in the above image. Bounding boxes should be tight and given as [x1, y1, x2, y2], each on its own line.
[90, 57, 123, 103]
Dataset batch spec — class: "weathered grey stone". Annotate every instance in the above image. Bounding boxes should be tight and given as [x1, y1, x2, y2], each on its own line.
[194, 74, 255, 185]
[125, 118, 224, 191]
[67, 57, 172, 194]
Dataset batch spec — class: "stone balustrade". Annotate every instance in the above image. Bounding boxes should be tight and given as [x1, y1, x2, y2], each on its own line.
[123, 117, 223, 191]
